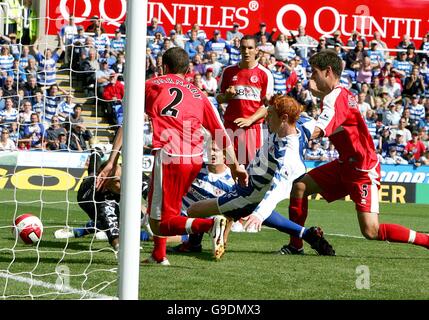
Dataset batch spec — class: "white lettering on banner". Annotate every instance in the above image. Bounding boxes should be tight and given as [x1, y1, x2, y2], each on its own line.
[59, 0, 125, 27]
[276, 4, 307, 35]
[147, 2, 249, 28]
[381, 171, 429, 184]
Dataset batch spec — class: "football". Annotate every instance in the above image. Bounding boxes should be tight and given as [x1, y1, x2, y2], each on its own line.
[12, 214, 44, 245]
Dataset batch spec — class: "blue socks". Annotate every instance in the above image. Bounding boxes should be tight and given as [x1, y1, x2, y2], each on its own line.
[263, 210, 307, 238]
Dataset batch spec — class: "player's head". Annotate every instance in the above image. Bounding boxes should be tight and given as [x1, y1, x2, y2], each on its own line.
[240, 35, 258, 65]
[162, 47, 190, 75]
[309, 49, 343, 79]
[266, 95, 302, 133]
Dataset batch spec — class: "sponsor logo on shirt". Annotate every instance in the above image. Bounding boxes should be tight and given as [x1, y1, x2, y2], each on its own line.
[233, 85, 261, 101]
[250, 75, 259, 83]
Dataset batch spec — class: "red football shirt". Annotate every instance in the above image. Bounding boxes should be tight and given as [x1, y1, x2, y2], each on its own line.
[315, 86, 378, 170]
[218, 63, 274, 124]
[145, 74, 231, 156]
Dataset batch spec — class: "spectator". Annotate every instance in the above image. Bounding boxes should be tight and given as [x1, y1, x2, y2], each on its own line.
[18, 99, 33, 125]
[169, 30, 184, 49]
[18, 45, 34, 69]
[418, 149, 429, 165]
[384, 146, 408, 164]
[289, 25, 318, 59]
[407, 94, 426, 128]
[0, 45, 14, 72]
[305, 141, 327, 161]
[45, 115, 67, 150]
[65, 104, 84, 132]
[24, 57, 37, 79]
[382, 101, 401, 127]
[226, 23, 244, 42]
[406, 44, 420, 65]
[254, 22, 277, 43]
[86, 16, 106, 33]
[59, 15, 77, 65]
[392, 51, 413, 77]
[396, 34, 415, 59]
[0, 98, 18, 124]
[42, 84, 66, 126]
[356, 56, 376, 86]
[346, 30, 367, 48]
[2, 76, 18, 104]
[102, 73, 125, 125]
[0, 88, 4, 111]
[403, 67, 425, 98]
[186, 23, 207, 42]
[257, 34, 275, 56]
[111, 51, 125, 82]
[391, 117, 412, 142]
[147, 17, 166, 37]
[58, 94, 76, 122]
[9, 59, 27, 85]
[193, 73, 208, 95]
[0, 127, 16, 151]
[271, 61, 287, 94]
[69, 123, 92, 151]
[325, 143, 339, 162]
[202, 68, 217, 97]
[184, 31, 203, 59]
[274, 33, 293, 62]
[404, 130, 426, 164]
[229, 37, 241, 65]
[96, 60, 114, 97]
[22, 112, 45, 149]
[357, 92, 371, 117]
[33, 36, 64, 87]
[92, 26, 110, 55]
[387, 131, 407, 158]
[21, 75, 39, 103]
[418, 33, 429, 62]
[204, 30, 230, 57]
[384, 74, 402, 99]
[326, 30, 344, 47]
[205, 52, 223, 78]
[110, 29, 126, 56]
[372, 31, 389, 59]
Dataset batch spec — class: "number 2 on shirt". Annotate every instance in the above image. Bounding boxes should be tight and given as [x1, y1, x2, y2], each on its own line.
[161, 88, 183, 118]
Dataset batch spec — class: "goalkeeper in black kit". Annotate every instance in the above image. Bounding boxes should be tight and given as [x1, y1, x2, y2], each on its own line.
[55, 149, 152, 251]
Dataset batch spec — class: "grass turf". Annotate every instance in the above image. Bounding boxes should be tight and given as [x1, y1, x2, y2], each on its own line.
[0, 189, 428, 299]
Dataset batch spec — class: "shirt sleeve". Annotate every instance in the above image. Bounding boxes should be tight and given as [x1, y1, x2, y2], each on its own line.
[315, 87, 349, 137]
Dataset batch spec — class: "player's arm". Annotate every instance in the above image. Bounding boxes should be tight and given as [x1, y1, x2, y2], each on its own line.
[244, 166, 295, 231]
[96, 126, 123, 190]
[234, 106, 268, 128]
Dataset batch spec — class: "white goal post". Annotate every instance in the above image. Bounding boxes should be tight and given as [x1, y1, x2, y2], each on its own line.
[117, 0, 147, 300]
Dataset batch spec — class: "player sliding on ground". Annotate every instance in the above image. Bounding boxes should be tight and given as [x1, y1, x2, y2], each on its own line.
[97, 47, 248, 264]
[283, 49, 429, 255]
[187, 95, 335, 256]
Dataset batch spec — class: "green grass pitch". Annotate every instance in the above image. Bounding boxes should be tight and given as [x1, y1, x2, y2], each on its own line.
[0, 189, 428, 300]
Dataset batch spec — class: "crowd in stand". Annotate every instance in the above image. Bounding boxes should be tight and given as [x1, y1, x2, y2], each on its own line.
[1, 13, 429, 166]
[144, 18, 429, 166]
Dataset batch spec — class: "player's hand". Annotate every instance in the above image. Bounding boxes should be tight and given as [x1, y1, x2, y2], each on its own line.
[231, 164, 248, 187]
[96, 161, 115, 191]
[224, 86, 236, 100]
[234, 117, 253, 128]
[244, 214, 263, 232]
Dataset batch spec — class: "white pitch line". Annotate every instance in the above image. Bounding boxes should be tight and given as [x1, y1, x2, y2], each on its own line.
[325, 233, 365, 239]
[0, 272, 117, 300]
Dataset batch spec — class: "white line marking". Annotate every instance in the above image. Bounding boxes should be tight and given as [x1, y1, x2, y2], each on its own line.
[0, 272, 117, 300]
[326, 233, 365, 239]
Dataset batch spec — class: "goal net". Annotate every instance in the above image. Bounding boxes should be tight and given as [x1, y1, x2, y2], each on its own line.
[0, 0, 135, 299]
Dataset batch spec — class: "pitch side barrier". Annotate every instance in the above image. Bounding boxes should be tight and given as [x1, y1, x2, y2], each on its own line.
[0, 152, 428, 204]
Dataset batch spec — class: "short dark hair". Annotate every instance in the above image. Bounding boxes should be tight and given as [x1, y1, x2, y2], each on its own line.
[240, 34, 257, 46]
[309, 49, 343, 78]
[162, 47, 189, 74]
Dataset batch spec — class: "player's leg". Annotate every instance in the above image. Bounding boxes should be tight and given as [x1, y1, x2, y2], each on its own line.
[287, 173, 323, 251]
[287, 160, 345, 253]
[96, 200, 120, 251]
[263, 211, 335, 255]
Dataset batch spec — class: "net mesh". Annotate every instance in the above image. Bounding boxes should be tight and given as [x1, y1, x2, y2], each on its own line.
[0, 0, 124, 299]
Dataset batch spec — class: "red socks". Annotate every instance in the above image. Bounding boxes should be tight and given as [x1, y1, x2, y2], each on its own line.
[289, 197, 308, 249]
[378, 224, 429, 249]
[152, 236, 167, 262]
[159, 216, 214, 236]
